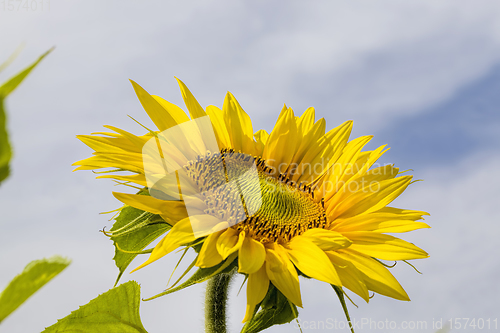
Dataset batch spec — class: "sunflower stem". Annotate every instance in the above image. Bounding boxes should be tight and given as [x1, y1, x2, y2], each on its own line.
[205, 269, 235, 333]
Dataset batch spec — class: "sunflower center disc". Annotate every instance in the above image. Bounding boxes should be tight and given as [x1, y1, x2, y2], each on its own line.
[184, 149, 327, 243]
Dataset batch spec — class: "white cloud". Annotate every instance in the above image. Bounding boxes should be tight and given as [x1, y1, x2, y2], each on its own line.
[3, 0, 500, 133]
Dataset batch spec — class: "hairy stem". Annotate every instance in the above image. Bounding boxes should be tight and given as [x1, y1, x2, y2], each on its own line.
[205, 270, 235, 333]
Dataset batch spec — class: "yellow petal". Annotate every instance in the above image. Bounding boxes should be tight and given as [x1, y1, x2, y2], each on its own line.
[223, 92, 256, 154]
[253, 129, 269, 156]
[334, 249, 410, 301]
[147, 169, 200, 199]
[130, 80, 179, 131]
[254, 129, 269, 146]
[346, 145, 389, 182]
[97, 173, 148, 187]
[289, 118, 326, 179]
[263, 108, 298, 172]
[377, 207, 430, 219]
[175, 77, 206, 119]
[341, 231, 429, 260]
[238, 236, 266, 274]
[152, 95, 190, 124]
[265, 244, 302, 307]
[88, 153, 144, 172]
[73, 155, 144, 173]
[103, 125, 149, 149]
[326, 147, 392, 206]
[297, 107, 315, 134]
[297, 120, 352, 184]
[301, 228, 352, 251]
[131, 216, 196, 272]
[206, 105, 231, 148]
[196, 229, 224, 268]
[111, 191, 168, 214]
[76, 134, 141, 154]
[366, 220, 430, 233]
[287, 236, 342, 286]
[328, 176, 413, 219]
[242, 265, 269, 323]
[112, 192, 188, 223]
[333, 210, 430, 233]
[326, 251, 369, 302]
[316, 134, 371, 195]
[216, 228, 245, 259]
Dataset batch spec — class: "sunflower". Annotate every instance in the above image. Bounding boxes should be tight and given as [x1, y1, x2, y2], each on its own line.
[74, 78, 429, 325]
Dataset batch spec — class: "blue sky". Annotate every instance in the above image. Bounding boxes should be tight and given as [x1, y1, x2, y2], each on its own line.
[373, 63, 500, 170]
[1, 1, 500, 332]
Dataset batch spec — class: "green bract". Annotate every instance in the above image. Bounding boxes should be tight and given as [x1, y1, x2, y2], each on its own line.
[241, 284, 298, 333]
[107, 203, 171, 286]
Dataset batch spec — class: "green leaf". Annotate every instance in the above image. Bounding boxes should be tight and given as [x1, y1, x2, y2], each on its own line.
[0, 48, 52, 185]
[109, 205, 171, 286]
[42, 281, 148, 333]
[0, 48, 52, 98]
[0, 256, 70, 323]
[241, 284, 298, 333]
[0, 100, 10, 184]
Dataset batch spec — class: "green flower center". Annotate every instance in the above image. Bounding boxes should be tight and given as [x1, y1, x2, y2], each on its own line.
[185, 149, 327, 243]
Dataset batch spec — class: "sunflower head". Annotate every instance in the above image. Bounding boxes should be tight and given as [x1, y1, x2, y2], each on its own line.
[74, 78, 430, 327]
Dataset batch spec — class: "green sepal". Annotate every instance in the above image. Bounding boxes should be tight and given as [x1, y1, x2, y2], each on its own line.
[241, 284, 299, 333]
[0, 255, 70, 323]
[184, 238, 205, 253]
[109, 205, 171, 286]
[332, 285, 355, 333]
[0, 48, 52, 185]
[42, 281, 148, 333]
[143, 253, 238, 301]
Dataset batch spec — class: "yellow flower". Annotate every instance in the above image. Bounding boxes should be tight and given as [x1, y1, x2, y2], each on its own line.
[74, 78, 429, 323]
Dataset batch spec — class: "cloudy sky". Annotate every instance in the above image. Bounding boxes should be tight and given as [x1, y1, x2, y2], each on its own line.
[1, 1, 499, 332]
